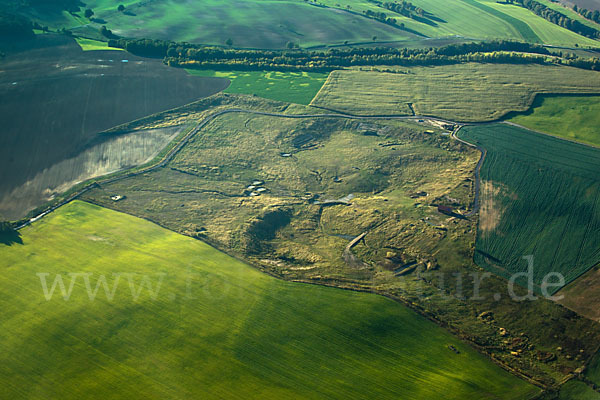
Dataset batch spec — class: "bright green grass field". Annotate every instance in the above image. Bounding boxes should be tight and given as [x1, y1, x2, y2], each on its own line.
[481, 0, 600, 47]
[0, 201, 537, 399]
[185, 69, 327, 105]
[506, 95, 600, 147]
[559, 380, 600, 399]
[75, 37, 124, 51]
[459, 124, 600, 292]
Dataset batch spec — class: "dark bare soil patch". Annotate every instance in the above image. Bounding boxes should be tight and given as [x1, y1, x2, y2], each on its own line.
[0, 35, 228, 219]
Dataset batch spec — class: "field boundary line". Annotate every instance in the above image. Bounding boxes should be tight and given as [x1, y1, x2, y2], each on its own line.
[308, 71, 335, 107]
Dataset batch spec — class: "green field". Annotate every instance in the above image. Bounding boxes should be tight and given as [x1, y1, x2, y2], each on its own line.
[318, 0, 600, 46]
[461, 0, 541, 43]
[185, 69, 327, 105]
[78, 0, 414, 48]
[506, 95, 600, 147]
[80, 99, 600, 385]
[482, 0, 600, 46]
[311, 64, 600, 121]
[585, 352, 600, 390]
[7, 0, 599, 48]
[459, 123, 600, 292]
[558, 380, 600, 399]
[0, 200, 537, 399]
[75, 37, 124, 51]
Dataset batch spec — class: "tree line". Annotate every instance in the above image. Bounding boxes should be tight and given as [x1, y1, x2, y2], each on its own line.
[380, 0, 428, 19]
[359, 0, 437, 29]
[0, 220, 14, 233]
[511, 0, 600, 39]
[572, 4, 600, 25]
[362, 8, 400, 27]
[107, 37, 599, 71]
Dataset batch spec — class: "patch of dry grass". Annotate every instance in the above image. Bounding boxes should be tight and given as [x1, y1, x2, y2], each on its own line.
[311, 64, 600, 121]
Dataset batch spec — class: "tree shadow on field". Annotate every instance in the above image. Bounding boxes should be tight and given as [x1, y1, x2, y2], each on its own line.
[0, 230, 23, 246]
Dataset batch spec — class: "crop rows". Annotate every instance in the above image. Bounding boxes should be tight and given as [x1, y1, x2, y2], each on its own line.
[460, 123, 600, 292]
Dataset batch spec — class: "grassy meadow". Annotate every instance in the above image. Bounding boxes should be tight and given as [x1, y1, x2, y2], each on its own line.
[78, 0, 414, 48]
[0, 201, 538, 399]
[311, 64, 600, 121]
[8, 0, 599, 48]
[185, 69, 327, 105]
[459, 123, 600, 292]
[506, 95, 600, 147]
[318, 0, 600, 46]
[75, 37, 123, 51]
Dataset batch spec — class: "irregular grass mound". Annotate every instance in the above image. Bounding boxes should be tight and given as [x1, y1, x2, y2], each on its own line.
[186, 69, 327, 105]
[459, 123, 600, 293]
[81, 112, 478, 272]
[0, 201, 537, 399]
[310, 64, 600, 121]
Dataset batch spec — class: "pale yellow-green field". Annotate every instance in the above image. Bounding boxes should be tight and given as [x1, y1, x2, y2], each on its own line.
[311, 63, 600, 121]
